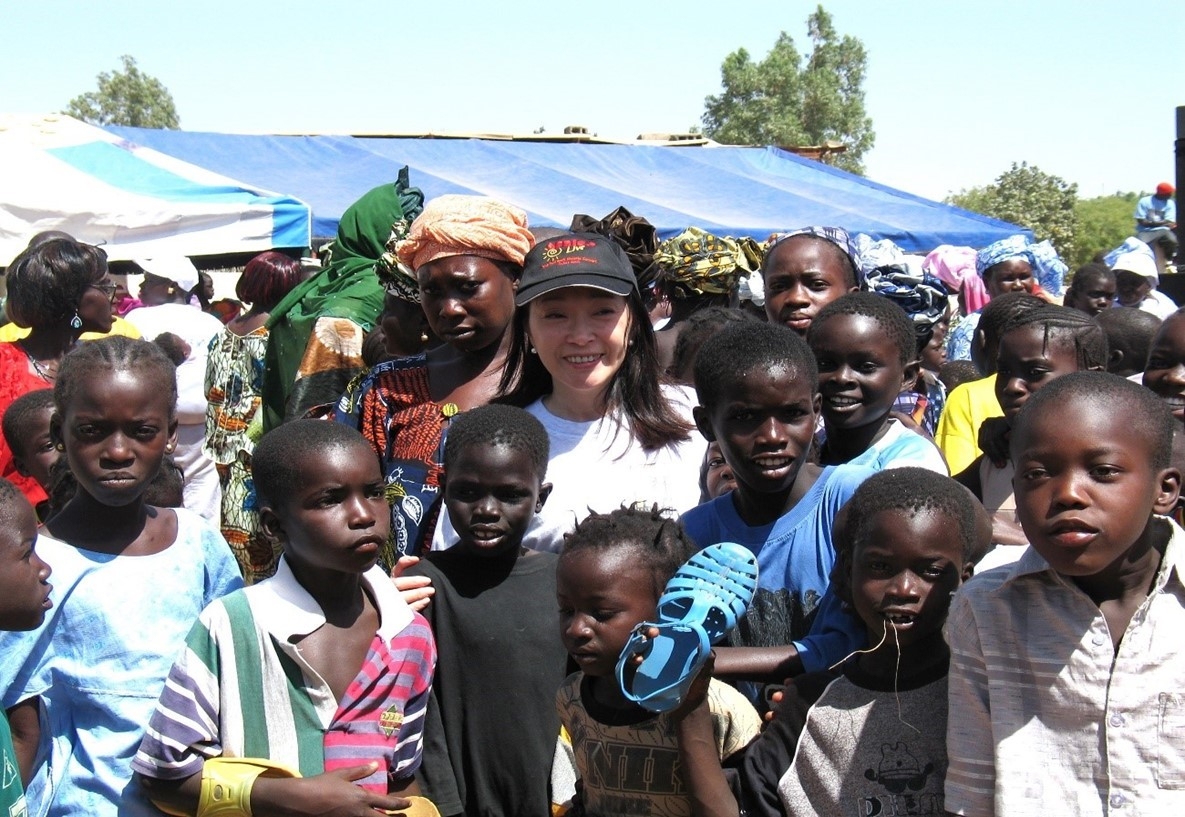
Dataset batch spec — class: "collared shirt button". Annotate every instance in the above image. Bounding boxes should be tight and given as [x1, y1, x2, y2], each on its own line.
[1110, 793, 1126, 808]
[1109, 713, 1125, 727]
[1092, 635, 1107, 646]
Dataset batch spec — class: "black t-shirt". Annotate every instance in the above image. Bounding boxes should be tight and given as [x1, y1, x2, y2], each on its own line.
[410, 550, 568, 817]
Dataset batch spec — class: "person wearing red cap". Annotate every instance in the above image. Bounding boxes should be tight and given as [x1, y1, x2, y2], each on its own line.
[1135, 182, 1177, 261]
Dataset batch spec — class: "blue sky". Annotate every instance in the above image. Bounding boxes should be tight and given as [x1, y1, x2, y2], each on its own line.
[4, 0, 1182, 201]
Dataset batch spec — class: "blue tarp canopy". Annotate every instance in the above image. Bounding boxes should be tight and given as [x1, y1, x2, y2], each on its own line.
[1, 115, 310, 263]
[107, 126, 1024, 252]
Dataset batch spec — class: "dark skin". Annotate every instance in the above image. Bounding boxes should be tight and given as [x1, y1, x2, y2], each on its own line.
[1011, 399, 1180, 651]
[1077, 526, 1166, 652]
[138, 445, 421, 815]
[424, 340, 510, 409]
[671, 509, 978, 817]
[693, 368, 822, 680]
[12, 370, 182, 783]
[418, 256, 518, 411]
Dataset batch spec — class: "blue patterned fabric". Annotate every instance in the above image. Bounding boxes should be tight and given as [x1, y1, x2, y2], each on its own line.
[975, 235, 1067, 296]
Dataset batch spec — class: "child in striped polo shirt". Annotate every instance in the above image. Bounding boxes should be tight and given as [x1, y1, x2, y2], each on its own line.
[132, 420, 438, 816]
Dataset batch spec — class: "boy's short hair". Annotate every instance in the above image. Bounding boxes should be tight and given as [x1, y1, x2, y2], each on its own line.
[2, 389, 54, 456]
[1012, 371, 1174, 470]
[1095, 307, 1162, 375]
[939, 360, 980, 392]
[253, 420, 377, 509]
[0, 477, 28, 524]
[831, 467, 977, 605]
[807, 291, 916, 366]
[444, 404, 549, 479]
[669, 306, 753, 383]
[694, 321, 818, 411]
[561, 505, 696, 599]
[999, 305, 1109, 371]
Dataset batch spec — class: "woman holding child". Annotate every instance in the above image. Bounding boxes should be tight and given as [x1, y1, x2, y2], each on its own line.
[336, 195, 534, 559]
[472, 232, 704, 552]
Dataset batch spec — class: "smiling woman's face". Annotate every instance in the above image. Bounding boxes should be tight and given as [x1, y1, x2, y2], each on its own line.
[526, 287, 632, 407]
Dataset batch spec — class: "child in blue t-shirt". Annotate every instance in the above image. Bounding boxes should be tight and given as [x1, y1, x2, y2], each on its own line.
[681, 321, 873, 694]
[806, 292, 947, 474]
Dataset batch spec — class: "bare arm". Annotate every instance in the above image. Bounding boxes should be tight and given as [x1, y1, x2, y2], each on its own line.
[7, 699, 40, 786]
[671, 659, 740, 817]
[710, 646, 803, 683]
[137, 762, 417, 817]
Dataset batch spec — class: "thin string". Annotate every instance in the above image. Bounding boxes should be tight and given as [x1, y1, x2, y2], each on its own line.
[889, 623, 921, 735]
[827, 622, 888, 671]
[827, 620, 920, 735]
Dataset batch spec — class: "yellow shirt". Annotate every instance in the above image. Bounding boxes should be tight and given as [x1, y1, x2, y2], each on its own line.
[0, 315, 142, 343]
[934, 374, 1003, 476]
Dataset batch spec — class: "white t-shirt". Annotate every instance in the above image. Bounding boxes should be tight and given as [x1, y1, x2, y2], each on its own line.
[434, 385, 705, 553]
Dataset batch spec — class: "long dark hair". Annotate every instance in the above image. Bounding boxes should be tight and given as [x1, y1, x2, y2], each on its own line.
[498, 287, 692, 451]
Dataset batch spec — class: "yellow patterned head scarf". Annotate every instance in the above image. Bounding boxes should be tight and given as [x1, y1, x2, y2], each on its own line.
[395, 195, 534, 272]
[651, 227, 762, 299]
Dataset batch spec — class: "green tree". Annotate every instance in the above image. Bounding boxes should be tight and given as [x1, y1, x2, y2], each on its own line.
[1072, 192, 1139, 268]
[702, 5, 874, 174]
[65, 55, 179, 129]
[947, 162, 1079, 262]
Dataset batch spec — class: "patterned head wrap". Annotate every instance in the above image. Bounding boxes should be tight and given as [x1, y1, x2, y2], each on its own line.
[854, 234, 905, 278]
[651, 227, 760, 299]
[864, 264, 951, 343]
[766, 226, 862, 285]
[375, 215, 420, 304]
[395, 195, 534, 272]
[570, 206, 658, 282]
[975, 235, 1067, 296]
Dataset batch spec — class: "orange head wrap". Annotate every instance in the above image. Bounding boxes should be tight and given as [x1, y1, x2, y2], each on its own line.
[395, 195, 534, 271]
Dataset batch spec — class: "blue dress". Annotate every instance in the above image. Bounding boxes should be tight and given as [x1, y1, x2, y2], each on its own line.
[0, 509, 243, 817]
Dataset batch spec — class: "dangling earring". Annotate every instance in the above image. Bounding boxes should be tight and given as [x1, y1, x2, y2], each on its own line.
[420, 331, 429, 343]
[69, 312, 82, 330]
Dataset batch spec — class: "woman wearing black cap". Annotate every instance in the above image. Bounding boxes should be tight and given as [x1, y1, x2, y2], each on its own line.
[435, 232, 701, 552]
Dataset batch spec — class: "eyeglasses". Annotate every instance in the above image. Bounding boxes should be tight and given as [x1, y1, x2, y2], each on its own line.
[90, 280, 119, 304]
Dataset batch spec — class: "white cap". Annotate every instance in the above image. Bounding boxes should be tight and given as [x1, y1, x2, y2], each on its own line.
[1110, 250, 1159, 283]
[134, 256, 199, 292]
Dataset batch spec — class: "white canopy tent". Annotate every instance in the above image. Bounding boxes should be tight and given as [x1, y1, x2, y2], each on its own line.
[0, 114, 310, 265]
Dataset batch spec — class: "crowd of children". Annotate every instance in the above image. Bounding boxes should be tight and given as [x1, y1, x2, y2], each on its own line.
[1, 195, 1183, 817]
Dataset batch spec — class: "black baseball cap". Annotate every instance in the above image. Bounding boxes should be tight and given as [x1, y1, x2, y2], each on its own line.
[515, 232, 638, 306]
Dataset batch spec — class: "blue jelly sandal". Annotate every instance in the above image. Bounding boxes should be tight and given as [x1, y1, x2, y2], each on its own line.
[616, 542, 759, 712]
